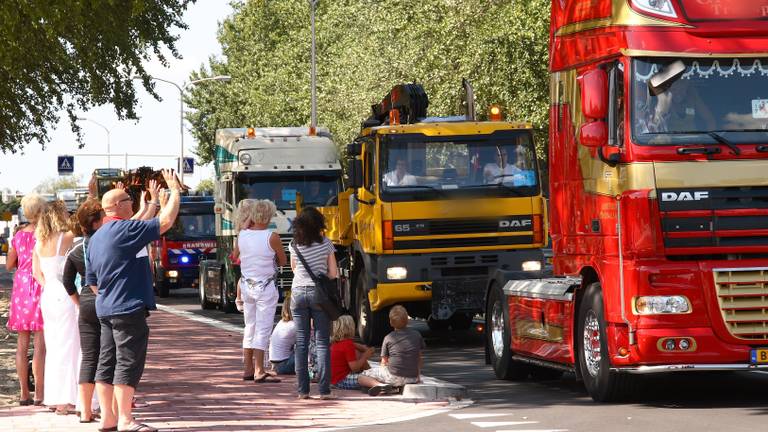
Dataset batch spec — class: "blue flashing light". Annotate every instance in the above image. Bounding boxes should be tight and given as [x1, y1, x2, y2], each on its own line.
[180, 255, 190, 264]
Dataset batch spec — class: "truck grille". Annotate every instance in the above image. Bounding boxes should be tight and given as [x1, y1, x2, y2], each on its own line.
[713, 267, 768, 340]
[659, 187, 768, 252]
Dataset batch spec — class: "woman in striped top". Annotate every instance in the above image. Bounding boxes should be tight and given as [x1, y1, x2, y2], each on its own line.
[289, 207, 337, 399]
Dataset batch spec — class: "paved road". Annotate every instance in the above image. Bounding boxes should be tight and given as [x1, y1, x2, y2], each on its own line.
[160, 287, 768, 432]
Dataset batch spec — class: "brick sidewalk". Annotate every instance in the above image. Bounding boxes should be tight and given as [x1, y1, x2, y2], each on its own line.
[0, 308, 458, 431]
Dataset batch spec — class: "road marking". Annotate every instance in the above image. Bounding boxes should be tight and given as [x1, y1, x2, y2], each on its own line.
[471, 421, 538, 428]
[156, 304, 244, 334]
[450, 413, 510, 420]
[495, 430, 568, 432]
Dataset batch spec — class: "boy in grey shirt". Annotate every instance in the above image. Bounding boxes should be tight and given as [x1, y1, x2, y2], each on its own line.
[358, 305, 425, 396]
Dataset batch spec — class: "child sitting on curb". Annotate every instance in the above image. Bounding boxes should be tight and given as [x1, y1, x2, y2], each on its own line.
[359, 305, 425, 396]
[269, 296, 297, 375]
[330, 315, 374, 390]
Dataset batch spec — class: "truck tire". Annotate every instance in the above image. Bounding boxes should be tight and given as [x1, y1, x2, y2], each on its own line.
[199, 268, 215, 310]
[486, 282, 530, 380]
[576, 282, 638, 402]
[157, 279, 170, 298]
[220, 273, 237, 314]
[355, 275, 391, 346]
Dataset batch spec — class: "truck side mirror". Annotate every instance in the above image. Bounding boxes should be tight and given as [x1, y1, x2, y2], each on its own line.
[579, 121, 608, 148]
[347, 159, 363, 189]
[578, 68, 608, 120]
[346, 142, 362, 157]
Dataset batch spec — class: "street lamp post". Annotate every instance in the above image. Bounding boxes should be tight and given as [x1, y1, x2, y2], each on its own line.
[76, 117, 111, 168]
[309, 0, 319, 135]
[136, 75, 231, 184]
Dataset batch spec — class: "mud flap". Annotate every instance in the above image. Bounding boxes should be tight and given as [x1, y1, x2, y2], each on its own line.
[431, 278, 487, 320]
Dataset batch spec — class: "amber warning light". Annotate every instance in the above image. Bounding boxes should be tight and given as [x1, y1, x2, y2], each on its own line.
[489, 105, 502, 122]
[246, 127, 255, 138]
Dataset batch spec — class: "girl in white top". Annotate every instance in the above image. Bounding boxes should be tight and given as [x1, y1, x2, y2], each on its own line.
[268, 296, 297, 375]
[233, 199, 287, 382]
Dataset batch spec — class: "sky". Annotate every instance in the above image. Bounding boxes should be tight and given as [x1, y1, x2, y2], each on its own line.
[0, 1, 234, 194]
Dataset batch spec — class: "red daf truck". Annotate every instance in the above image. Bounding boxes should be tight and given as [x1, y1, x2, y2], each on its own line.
[486, 0, 768, 401]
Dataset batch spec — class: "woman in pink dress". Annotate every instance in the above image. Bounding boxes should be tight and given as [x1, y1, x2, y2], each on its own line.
[6, 194, 48, 405]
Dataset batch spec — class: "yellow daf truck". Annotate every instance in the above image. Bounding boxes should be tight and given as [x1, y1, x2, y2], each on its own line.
[339, 83, 547, 344]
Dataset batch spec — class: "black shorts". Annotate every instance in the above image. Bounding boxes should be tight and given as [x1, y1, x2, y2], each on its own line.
[78, 296, 101, 384]
[95, 308, 150, 388]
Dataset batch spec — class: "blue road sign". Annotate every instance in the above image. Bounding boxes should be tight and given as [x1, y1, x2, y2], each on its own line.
[58, 155, 74, 175]
[182, 157, 195, 174]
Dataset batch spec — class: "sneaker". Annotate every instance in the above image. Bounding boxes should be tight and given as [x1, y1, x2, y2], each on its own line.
[297, 393, 310, 400]
[319, 393, 337, 400]
[368, 384, 394, 397]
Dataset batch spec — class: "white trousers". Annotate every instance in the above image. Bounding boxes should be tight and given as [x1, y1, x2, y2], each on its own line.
[241, 278, 278, 350]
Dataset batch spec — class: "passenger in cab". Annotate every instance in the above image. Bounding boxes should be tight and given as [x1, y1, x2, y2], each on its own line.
[383, 159, 418, 186]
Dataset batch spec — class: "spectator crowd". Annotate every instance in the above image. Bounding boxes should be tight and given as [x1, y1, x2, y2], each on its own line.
[5, 180, 426, 432]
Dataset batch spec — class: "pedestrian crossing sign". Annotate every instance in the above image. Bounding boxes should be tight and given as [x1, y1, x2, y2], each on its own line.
[183, 157, 194, 174]
[58, 155, 74, 175]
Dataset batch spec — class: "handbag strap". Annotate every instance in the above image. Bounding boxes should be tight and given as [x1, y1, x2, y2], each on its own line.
[291, 241, 320, 283]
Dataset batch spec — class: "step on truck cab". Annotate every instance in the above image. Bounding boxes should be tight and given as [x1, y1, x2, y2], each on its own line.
[487, 0, 768, 402]
[199, 127, 342, 312]
[152, 195, 216, 297]
[341, 83, 547, 345]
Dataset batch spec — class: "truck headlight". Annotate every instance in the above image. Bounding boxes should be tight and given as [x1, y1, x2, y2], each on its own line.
[634, 296, 690, 315]
[521, 260, 542, 272]
[167, 270, 179, 278]
[386, 266, 407, 280]
[239, 153, 252, 165]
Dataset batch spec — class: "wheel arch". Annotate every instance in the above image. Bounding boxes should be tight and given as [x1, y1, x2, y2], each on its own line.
[572, 266, 601, 381]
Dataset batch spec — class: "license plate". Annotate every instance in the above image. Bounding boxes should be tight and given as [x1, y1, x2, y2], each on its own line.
[750, 348, 768, 364]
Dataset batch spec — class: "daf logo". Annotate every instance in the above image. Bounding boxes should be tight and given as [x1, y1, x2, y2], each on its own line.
[661, 191, 710, 202]
[499, 219, 532, 228]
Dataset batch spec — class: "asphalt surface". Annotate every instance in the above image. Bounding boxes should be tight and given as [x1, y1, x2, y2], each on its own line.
[160, 287, 768, 432]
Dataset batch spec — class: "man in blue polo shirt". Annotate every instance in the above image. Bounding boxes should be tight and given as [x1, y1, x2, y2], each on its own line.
[87, 169, 181, 432]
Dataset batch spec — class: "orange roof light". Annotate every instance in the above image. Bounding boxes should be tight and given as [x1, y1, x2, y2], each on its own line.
[246, 127, 255, 138]
[489, 104, 503, 122]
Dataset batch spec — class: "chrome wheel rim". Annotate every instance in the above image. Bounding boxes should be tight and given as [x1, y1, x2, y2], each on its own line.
[582, 310, 601, 377]
[491, 300, 505, 358]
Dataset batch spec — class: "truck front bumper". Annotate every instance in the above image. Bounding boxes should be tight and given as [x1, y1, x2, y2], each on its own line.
[369, 248, 543, 315]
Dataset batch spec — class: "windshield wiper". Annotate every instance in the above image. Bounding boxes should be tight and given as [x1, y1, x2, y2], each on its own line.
[708, 132, 741, 155]
[387, 184, 445, 196]
[461, 182, 526, 195]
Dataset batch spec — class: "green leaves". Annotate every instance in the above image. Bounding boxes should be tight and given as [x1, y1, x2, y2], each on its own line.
[0, 0, 193, 154]
[186, 0, 551, 164]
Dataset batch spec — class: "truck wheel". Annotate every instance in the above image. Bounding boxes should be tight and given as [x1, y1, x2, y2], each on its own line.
[486, 282, 529, 380]
[220, 274, 237, 314]
[449, 312, 474, 331]
[355, 275, 391, 346]
[199, 269, 215, 310]
[577, 282, 637, 402]
[157, 279, 170, 298]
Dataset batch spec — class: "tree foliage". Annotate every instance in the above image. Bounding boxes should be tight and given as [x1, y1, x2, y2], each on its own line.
[195, 178, 214, 194]
[35, 175, 82, 194]
[186, 0, 551, 164]
[0, 0, 194, 153]
[0, 198, 22, 215]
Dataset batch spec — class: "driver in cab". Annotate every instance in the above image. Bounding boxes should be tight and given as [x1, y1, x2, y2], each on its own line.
[483, 148, 520, 184]
[383, 159, 418, 186]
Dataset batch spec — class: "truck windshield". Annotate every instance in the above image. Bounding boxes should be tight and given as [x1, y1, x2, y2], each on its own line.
[235, 171, 340, 209]
[380, 130, 539, 200]
[631, 57, 768, 145]
[167, 214, 215, 240]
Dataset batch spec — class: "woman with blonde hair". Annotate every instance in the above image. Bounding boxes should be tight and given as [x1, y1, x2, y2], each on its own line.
[268, 295, 297, 375]
[6, 193, 47, 405]
[232, 199, 287, 382]
[33, 200, 79, 414]
[330, 315, 373, 391]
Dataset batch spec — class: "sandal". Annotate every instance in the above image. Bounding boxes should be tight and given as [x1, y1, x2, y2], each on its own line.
[33, 399, 44, 406]
[253, 374, 281, 383]
[19, 398, 33, 406]
[98, 427, 117, 432]
[117, 422, 159, 432]
[242, 374, 255, 381]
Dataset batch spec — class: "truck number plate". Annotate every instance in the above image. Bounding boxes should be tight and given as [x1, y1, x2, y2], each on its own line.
[750, 348, 768, 364]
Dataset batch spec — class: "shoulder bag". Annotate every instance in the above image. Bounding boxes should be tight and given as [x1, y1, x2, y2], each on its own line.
[292, 242, 344, 321]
